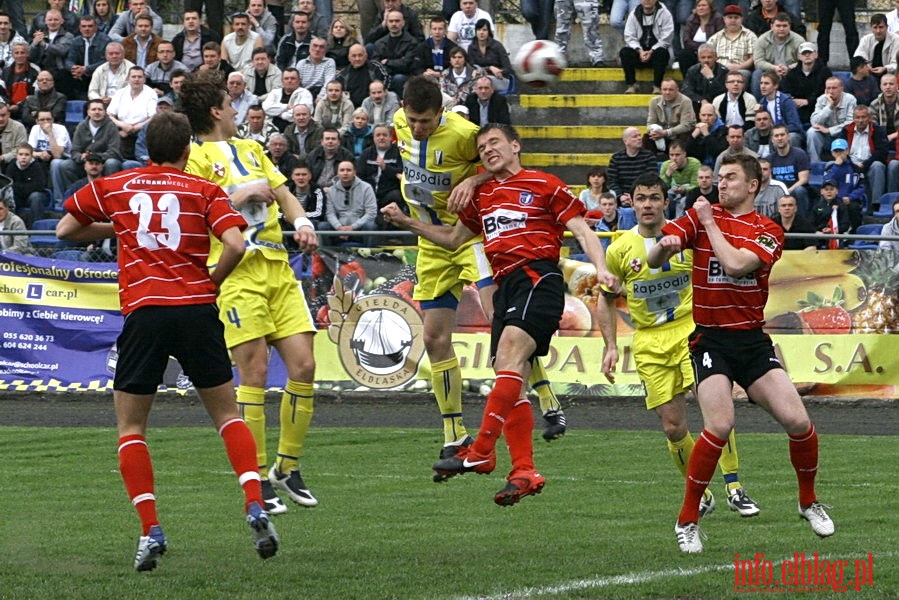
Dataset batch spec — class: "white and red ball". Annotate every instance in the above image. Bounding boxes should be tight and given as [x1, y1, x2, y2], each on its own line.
[512, 40, 567, 87]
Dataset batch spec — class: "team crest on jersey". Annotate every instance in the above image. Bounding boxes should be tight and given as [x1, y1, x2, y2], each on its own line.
[756, 233, 777, 252]
[398, 140, 408, 154]
[629, 257, 642, 273]
[518, 191, 535, 205]
[434, 150, 443, 166]
[212, 161, 226, 178]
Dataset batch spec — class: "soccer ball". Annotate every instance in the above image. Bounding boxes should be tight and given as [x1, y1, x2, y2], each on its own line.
[512, 40, 567, 87]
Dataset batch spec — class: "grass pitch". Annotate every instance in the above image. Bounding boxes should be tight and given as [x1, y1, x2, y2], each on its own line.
[1, 426, 896, 599]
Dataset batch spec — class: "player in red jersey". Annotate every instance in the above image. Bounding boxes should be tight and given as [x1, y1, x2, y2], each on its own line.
[382, 123, 617, 505]
[56, 111, 280, 571]
[647, 154, 834, 553]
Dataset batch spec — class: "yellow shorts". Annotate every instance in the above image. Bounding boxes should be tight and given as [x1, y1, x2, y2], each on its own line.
[413, 239, 493, 304]
[217, 251, 316, 349]
[632, 318, 695, 411]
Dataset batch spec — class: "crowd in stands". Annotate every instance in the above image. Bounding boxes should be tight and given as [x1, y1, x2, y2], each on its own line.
[2, 0, 899, 253]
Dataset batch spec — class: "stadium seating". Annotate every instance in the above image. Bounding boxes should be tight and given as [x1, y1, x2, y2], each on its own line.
[65, 100, 86, 127]
[873, 192, 899, 218]
[848, 224, 883, 250]
[51, 250, 84, 261]
[29, 218, 62, 249]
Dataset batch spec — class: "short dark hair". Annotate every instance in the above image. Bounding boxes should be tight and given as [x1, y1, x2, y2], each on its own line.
[135, 14, 153, 25]
[252, 47, 271, 58]
[178, 70, 228, 135]
[630, 172, 669, 198]
[78, 15, 97, 25]
[146, 111, 192, 164]
[402, 75, 443, 113]
[871, 13, 887, 27]
[585, 166, 607, 185]
[720, 153, 762, 189]
[476, 122, 521, 145]
[772, 12, 791, 24]
[760, 70, 780, 86]
[87, 98, 105, 111]
[202, 41, 221, 53]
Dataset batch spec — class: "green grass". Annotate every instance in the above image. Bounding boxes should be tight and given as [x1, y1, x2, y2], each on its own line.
[1, 427, 896, 600]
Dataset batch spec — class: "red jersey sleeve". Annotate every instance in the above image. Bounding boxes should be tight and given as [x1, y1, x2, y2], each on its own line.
[204, 182, 248, 238]
[546, 176, 584, 225]
[63, 181, 108, 227]
[738, 216, 783, 267]
[661, 208, 700, 248]
[456, 196, 482, 234]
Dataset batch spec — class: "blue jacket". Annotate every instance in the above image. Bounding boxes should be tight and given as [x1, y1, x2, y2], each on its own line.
[823, 160, 865, 204]
[758, 91, 803, 135]
[596, 207, 637, 249]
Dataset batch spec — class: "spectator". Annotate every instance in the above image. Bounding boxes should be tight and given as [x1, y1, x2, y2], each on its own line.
[357, 123, 402, 215]
[315, 79, 354, 132]
[108, 0, 164, 43]
[0, 12, 25, 71]
[2, 42, 39, 119]
[184, 0, 226, 38]
[522, 0, 554, 42]
[854, 13, 899, 80]
[757, 71, 803, 148]
[326, 18, 359, 70]
[749, 12, 802, 98]
[287, 160, 326, 228]
[241, 47, 280, 101]
[122, 14, 162, 69]
[87, 41, 135, 104]
[554, 0, 605, 67]
[465, 76, 511, 126]
[163, 69, 187, 106]
[5, 143, 50, 227]
[620, 0, 674, 94]
[712, 124, 758, 178]
[298, 36, 336, 99]
[296, 0, 330, 39]
[744, 0, 804, 38]
[889, 1, 899, 35]
[812, 179, 861, 246]
[333, 43, 388, 108]
[467, 20, 513, 93]
[878, 197, 899, 250]
[366, 0, 424, 46]
[28, 108, 70, 196]
[578, 166, 609, 210]
[441, 46, 477, 105]
[707, 5, 756, 83]
[227, 71, 258, 123]
[684, 163, 718, 210]
[107, 66, 156, 161]
[144, 41, 188, 97]
[0, 100, 27, 168]
[712, 70, 757, 130]
[51, 98, 121, 197]
[0, 195, 31, 253]
[29, 8, 73, 81]
[360, 79, 399, 125]
[594, 191, 636, 249]
[744, 108, 775, 158]
[19, 70, 66, 130]
[773, 194, 817, 250]
[261, 67, 312, 130]
[196, 40, 234, 76]
[687, 101, 728, 165]
[659, 140, 700, 217]
[607, 126, 658, 204]
[817, 0, 858, 67]
[91, 0, 119, 38]
[807, 76, 857, 162]
[31, 0, 78, 35]
[414, 16, 458, 78]
[371, 10, 418, 98]
[782, 42, 831, 126]
[171, 10, 222, 73]
[323, 159, 378, 245]
[844, 57, 880, 107]
[266, 132, 299, 180]
[221, 12, 263, 71]
[835, 107, 890, 206]
[275, 11, 312, 71]
[752, 156, 787, 217]
[823, 142, 867, 208]
[677, 0, 723, 76]
[341, 107, 373, 158]
[307, 127, 353, 192]
[60, 15, 109, 101]
[645, 77, 696, 153]
[283, 103, 324, 157]
[769, 123, 811, 215]
[236, 103, 280, 147]
[870, 73, 899, 146]
[246, 0, 279, 51]
[447, 0, 492, 53]
[681, 43, 727, 112]
[611, 0, 642, 34]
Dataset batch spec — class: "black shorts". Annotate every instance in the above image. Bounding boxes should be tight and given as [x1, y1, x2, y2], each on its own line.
[688, 325, 784, 391]
[490, 260, 565, 363]
[114, 304, 234, 395]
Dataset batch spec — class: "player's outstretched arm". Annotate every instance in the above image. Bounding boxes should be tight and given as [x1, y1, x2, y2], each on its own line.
[566, 215, 619, 292]
[594, 291, 620, 383]
[273, 184, 319, 252]
[647, 235, 682, 268]
[694, 198, 762, 277]
[446, 171, 492, 213]
[56, 213, 114, 242]
[381, 202, 476, 250]
[210, 226, 246, 287]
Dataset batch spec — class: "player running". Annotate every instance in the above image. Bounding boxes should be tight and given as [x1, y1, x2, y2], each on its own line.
[383, 123, 618, 504]
[179, 71, 320, 514]
[56, 111, 279, 570]
[596, 172, 759, 520]
[395, 77, 567, 484]
[648, 154, 834, 553]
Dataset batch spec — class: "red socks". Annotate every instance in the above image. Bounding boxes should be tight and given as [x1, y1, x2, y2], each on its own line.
[789, 424, 819, 508]
[471, 371, 524, 457]
[219, 418, 264, 510]
[678, 429, 726, 525]
[117, 434, 158, 536]
[504, 397, 535, 472]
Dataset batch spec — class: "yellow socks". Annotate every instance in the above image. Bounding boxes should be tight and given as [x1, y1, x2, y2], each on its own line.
[431, 357, 466, 444]
[276, 379, 314, 473]
[236, 385, 267, 474]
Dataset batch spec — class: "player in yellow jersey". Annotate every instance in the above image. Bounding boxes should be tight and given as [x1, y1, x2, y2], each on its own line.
[395, 76, 567, 483]
[179, 71, 320, 515]
[595, 173, 760, 517]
